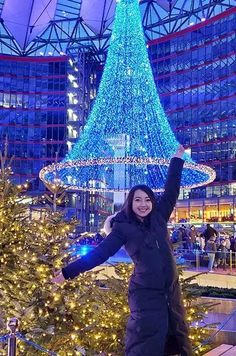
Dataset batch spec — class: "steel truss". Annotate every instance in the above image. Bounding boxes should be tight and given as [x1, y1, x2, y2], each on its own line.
[0, 0, 234, 61]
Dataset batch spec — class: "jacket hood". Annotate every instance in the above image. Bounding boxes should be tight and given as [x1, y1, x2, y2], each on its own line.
[103, 210, 129, 235]
[112, 210, 129, 223]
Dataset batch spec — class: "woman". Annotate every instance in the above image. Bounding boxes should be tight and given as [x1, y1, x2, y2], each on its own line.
[52, 145, 192, 356]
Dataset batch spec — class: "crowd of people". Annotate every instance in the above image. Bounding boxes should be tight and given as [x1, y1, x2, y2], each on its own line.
[73, 223, 236, 274]
[76, 233, 105, 245]
[170, 223, 236, 272]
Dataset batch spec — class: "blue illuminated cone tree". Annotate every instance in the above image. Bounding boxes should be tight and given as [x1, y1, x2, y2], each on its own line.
[40, 0, 215, 192]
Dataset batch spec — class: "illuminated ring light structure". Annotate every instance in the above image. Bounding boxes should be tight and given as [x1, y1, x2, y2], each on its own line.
[39, 0, 216, 192]
[40, 157, 216, 193]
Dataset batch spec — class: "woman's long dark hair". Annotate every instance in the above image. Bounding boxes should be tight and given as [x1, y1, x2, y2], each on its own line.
[121, 184, 156, 222]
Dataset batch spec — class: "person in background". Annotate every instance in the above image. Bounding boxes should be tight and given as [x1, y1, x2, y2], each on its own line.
[205, 235, 217, 272]
[230, 236, 236, 252]
[197, 233, 205, 251]
[224, 235, 231, 251]
[171, 227, 183, 244]
[51, 145, 193, 356]
[203, 224, 218, 244]
[189, 225, 198, 250]
[216, 239, 227, 270]
[180, 226, 190, 250]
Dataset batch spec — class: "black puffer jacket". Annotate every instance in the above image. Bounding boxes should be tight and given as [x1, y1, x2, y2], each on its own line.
[62, 157, 193, 356]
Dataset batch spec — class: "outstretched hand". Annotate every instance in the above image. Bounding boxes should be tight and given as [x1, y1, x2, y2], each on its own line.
[51, 270, 65, 285]
[172, 144, 185, 159]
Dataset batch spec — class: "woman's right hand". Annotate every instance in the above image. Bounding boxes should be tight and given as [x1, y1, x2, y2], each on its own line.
[172, 144, 185, 159]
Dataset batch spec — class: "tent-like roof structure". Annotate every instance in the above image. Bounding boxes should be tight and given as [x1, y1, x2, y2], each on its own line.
[39, 0, 216, 193]
[0, 0, 234, 58]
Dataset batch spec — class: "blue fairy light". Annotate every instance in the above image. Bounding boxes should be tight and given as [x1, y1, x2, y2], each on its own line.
[40, 0, 215, 192]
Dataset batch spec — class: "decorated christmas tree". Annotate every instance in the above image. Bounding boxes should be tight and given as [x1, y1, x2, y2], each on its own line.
[0, 151, 214, 355]
[180, 271, 216, 354]
[0, 148, 131, 355]
[0, 150, 83, 354]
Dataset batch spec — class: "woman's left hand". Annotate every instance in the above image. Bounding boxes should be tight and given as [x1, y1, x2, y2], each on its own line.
[51, 270, 65, 284]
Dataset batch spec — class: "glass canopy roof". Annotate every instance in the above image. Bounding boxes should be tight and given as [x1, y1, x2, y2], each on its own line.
[0, 0, 234, 58]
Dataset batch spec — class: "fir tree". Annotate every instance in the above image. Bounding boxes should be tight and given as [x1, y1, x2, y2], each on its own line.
[0, 150, 82, 354]
[180, 271, 217, 354]
[0, 150, 215, 355]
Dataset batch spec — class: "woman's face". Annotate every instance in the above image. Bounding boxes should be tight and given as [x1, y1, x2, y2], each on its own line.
[132, 189, 153, 220]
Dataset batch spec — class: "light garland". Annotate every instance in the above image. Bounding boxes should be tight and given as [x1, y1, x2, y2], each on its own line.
[39, 0, 215, 192]
[40, 156, 215, 192]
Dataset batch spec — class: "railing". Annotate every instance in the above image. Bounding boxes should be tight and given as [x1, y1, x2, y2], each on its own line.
[0, 318, 57, 356]
[194, 307, 236, 354]
[2, 312, 236, 355]
[174, 247, 236, 273]
[73, 243, 236, 273]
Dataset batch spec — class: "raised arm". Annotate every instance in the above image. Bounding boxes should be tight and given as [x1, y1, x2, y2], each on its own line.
[156, 145, 185, 222]
[56, 223, 126, 281]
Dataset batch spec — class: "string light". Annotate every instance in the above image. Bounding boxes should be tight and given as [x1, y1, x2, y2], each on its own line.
[40, 156, 215, 192]
[0, 2, 215, 354]
[39, 0, 215, 192]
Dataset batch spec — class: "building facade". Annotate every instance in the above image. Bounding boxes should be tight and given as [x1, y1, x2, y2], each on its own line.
[0, 6, 235, 230]
[149, 7, 236, 225]
[0, 55, 68, 191]
[0, 54, 112, 231]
